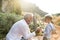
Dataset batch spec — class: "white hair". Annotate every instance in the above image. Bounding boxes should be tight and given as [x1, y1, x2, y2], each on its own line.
[24, 13, 33, 19]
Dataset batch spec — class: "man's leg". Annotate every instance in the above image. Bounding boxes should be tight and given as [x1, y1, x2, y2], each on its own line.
[43, 37, 47, 40]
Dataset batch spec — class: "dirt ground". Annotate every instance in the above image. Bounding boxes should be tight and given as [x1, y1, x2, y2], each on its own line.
[32, 25, 60, 40]
[51, 25, 60, 40]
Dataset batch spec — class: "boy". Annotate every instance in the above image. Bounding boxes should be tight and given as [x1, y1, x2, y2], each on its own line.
[43, 15, 56, 40]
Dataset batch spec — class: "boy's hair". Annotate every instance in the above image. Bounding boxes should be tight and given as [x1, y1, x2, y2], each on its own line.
[45, 16, 54, 23]
[45, 16, 52, 20]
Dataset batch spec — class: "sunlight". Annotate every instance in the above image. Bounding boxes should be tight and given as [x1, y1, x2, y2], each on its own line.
[21, 0, 60, 14]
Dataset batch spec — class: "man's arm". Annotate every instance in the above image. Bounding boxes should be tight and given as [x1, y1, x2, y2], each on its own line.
[23, 31, 36, 39]
[21, 24, 36, 39]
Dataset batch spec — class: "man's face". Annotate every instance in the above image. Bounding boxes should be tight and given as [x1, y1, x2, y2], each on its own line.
[27, 16, 33, 24]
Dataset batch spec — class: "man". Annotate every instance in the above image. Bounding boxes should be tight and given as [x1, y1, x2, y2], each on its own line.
[6, 14, 40, 40]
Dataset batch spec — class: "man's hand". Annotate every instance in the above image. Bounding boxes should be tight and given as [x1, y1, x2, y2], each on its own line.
[35, 27, 42, 36]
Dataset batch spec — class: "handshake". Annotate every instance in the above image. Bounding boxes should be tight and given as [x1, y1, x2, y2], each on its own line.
[35, 27, 43, 36]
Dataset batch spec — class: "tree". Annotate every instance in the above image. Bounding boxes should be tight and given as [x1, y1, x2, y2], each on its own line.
[0, 13, 22, 39]
[56, 13, 60, 16]
[2, 0, 22, 14]
[0, 0, 2, 11]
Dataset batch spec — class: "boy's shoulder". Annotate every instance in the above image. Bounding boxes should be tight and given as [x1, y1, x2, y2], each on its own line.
[49, 23, 55, 29]
[49, 23, 54, 26]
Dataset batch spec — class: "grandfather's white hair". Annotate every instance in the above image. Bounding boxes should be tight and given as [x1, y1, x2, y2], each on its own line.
[24, 13, 33, 19]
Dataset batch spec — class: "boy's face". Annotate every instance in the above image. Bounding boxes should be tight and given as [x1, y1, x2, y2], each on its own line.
[45, 17, 51, 23]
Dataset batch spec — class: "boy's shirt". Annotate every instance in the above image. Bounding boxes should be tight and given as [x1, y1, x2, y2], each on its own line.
[44, 23, 55, 38]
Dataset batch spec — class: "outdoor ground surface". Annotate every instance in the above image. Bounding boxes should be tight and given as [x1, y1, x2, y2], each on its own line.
[32, 25, 60, 40]
[51, 25, 60, 40]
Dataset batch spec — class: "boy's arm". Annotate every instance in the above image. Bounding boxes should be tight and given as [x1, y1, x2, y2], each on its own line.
[50, 24, 57, 34]
[52, 29, 57, 34]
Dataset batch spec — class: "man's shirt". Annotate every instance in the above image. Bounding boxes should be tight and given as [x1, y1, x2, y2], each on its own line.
[6, 19, 35, 40]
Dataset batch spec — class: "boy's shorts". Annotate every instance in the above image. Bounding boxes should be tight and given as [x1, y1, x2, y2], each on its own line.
[43, 37, 50, 40]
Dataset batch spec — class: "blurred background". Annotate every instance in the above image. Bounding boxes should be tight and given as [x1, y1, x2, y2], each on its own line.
[0, 0, 60, 40]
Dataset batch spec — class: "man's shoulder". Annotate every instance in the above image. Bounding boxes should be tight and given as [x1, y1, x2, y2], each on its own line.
[13, 19, 28, 27]
[19, 19, 26, 24]
[12, 19, 24, 26]
[16, 19, 27, 25]
[16, 19, 24, 23]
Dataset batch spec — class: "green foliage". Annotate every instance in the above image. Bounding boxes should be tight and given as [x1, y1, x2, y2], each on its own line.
[2, 0, 22, 15]
[0, 12, 22, 39]
[58, 23, 60, 26]
[0, 0, 2, 11]
[29, 22, 45, 32]
[56, 13, 60, 16]
[54, 13, 60, 16]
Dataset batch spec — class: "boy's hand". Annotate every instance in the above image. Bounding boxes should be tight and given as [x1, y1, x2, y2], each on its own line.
[52, 30, 57, 34]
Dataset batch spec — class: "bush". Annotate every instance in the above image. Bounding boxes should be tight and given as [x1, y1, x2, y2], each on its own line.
[0, 13, 23, 39]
